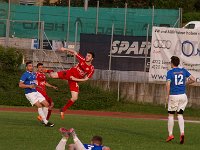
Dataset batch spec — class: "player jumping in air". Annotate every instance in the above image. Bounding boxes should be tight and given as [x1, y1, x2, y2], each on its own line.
[36, 63, 58, 122]
[166, 56, 195, 144]
[56, 128, 110, 150]
[49, 47, 95, 119]
[19, 61, 54, 127]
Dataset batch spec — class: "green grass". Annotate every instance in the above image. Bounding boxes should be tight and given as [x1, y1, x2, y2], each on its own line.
[0, 111, 200, 150]
[106, 102, 200, 119]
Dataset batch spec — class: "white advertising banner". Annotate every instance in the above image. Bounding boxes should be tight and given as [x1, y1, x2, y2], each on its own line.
[149, 27, 200, 82]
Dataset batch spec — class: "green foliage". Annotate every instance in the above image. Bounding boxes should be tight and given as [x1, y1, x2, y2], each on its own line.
[0, 46, 23, 72]
[0, 71, 117, 110]
[43, 0, 51, 6]
[42, 77, 117, 110]
[0, 71, 28, 106]
[194, 0, 200, 10]
[0, 0, 8, 2]
[183, 12, 200, 23]
[43, 0, 199, 12]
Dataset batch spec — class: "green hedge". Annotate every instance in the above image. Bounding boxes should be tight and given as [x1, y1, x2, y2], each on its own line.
[0, 45, 117, 110]
[0, 71, 117, 110]
[0, 46, 23, 71]
[183, 12, 200, 24]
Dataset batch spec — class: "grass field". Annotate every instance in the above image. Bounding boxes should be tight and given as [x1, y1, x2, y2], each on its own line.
[0, 111, 200, 150]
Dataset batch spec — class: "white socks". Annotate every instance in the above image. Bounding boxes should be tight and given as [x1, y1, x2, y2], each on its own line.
[168, 115, 174, 136]
[168, 114, 185, 136]
[38, 108, 48, 124]
[42, 107, 49, 118]
[177, 114, 184, 135]
[56, 137, 67, 150]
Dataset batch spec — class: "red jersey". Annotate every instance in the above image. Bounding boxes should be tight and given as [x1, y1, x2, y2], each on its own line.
[36, 72, 46, 92]
[70, 53, 94, 79]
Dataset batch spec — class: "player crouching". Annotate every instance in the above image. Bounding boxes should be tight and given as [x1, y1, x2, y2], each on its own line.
[19, 61, 54, 127]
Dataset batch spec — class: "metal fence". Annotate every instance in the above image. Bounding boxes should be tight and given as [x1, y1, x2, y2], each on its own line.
[0, 2, 181, 45]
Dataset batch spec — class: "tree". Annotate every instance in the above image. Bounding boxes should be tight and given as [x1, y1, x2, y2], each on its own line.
[43, 0, 51, 6]
[41, 0, 199, 13]
[194, 0, 200, 11]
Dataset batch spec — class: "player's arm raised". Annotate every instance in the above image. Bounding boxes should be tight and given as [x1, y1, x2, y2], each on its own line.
[45, 82, 58, 90]
[19, 81, 35, 89]
[186, 75, 196, 85]
[70, 76, 89, 82]
[60, 47, 77, 56]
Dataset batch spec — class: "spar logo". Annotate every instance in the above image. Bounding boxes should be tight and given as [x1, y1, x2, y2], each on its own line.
[182, 40, 200, 57]
[111, 40, 151, 55]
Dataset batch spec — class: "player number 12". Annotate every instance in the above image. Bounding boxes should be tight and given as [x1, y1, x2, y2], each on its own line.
[175, 74, 183, 85]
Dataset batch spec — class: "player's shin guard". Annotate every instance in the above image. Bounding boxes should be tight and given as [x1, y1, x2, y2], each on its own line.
[168, 115, 174, 136]
[62, 100, 74, 112]
[42, 107, 49, 119]
[177, 114, 184, 135]
[38, 108, 48, 124]
[56, 138, 68, 150]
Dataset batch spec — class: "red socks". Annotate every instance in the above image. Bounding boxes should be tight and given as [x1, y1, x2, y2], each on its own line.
[62, 100, 74, 112]
[46, 110, 52, 120]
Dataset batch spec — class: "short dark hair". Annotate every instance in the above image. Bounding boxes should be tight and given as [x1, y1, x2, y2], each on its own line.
[171, 56, 180, 67]
[87, 52, 95, 58]
[37, 63, 43, 68]
[91, 136, 103, 145]
[26, 61, 33, 66]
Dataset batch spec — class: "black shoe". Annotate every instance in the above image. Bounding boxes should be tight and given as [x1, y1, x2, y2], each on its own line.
[45, 122, 55, 127]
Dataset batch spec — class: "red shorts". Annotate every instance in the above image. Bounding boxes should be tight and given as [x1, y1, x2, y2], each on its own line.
[57, 70, 79, 93]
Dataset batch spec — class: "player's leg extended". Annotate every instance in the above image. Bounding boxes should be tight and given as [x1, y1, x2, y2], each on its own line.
[40, 99, 50, 119]
[46, 96, 54, 120]
[49, 72, 59, 78]
[37, 93, 53, 121]
[50, 70, 68, 79]
[26, 92, 53, 126]
[63, 91, 78, 111]
[70, 130, 86, 150]
[34, 101, 48, 125]
[60, 81, 79, 119]
[56, 137, 68, 150]
[36, 92, 54, 127]
[56, 128, 73, 150]
[60, 91, 78, 119]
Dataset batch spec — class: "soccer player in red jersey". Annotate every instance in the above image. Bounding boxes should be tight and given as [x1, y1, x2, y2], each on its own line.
[36, 63, 58, 121]
[49, 47, 95, 119]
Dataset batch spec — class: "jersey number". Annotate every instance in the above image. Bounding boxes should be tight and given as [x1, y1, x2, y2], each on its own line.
[175, 74, 183, 85]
